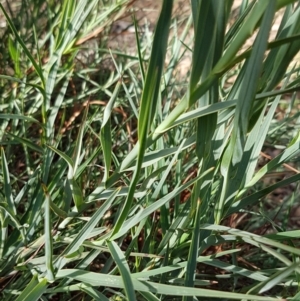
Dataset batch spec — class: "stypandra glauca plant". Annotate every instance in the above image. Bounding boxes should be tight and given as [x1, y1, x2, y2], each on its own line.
[0, 0, 300, 300]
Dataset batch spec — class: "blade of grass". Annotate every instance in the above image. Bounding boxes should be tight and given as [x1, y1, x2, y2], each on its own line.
[250, 262, 300, 294]
[107, 241, 137, 301]
[1, 147, 17, 216]
[80, 286, 110, 301]
[111, 0, 173, 235]
[0, 3, 45, 87]
[226, 173, 300, 216]
[100, 79, 121, 183]
[46, 144, 83, 211]
[217, 1, 276, 224]
[5, 132, 43, 153]
[15, 277, 48, 301]
[55, 269, 283, 300]
[41, 183, 54, 281]
[55, 187, 120, 270]
[110, 168, 214, 240]
[0, 113, 41, 125]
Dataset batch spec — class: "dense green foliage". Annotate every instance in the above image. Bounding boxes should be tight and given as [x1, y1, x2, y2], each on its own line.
[0, 0, 300, 300]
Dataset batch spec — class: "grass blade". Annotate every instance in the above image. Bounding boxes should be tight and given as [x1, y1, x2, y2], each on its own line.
[55, 268, 283, 300]
[101, 80, 121, 183]
[15, 277, 48, 301]
[107, 241, 137, 301]
[1, 147, 16, 215]
[0, 4, 45, 87]
[111, 0, 173, 235]
[41, 183, 55, 281]
[55, 187, 120, 270]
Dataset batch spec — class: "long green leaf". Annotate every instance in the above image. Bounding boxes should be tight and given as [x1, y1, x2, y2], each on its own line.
[0, 4, 45, 87]
[55, 187, 120, 270]
[111, 0, 173, 235]
[55, 269, 282, 300]
[1, 147, 16, 215]
[15, 277, 48, 301]
[217, 2, 276, 224]
[101, 80, 121, 183]
[41, 183, 55, 281]
[107, 241, 137, 301]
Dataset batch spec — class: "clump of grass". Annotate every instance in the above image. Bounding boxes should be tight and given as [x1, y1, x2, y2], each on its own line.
[0, 0, 300, 300]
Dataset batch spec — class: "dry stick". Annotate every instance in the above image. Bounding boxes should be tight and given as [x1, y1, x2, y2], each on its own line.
[60, 100, 131, 137]
[260, 151, 300, 174]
